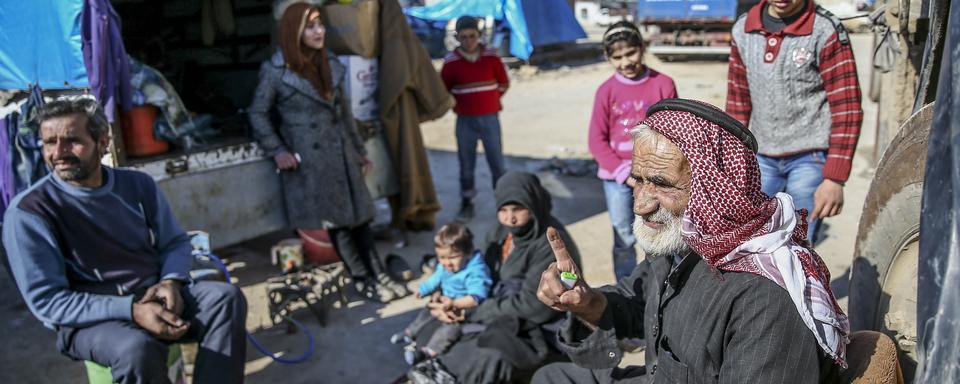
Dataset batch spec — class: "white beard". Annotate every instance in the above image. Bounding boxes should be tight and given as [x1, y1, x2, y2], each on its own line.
[633, 207, 689, 258]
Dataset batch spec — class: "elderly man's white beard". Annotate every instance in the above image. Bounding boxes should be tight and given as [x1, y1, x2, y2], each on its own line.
[633, 207, 689, 258]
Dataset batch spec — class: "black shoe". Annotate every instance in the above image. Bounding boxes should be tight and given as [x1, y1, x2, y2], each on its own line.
[457, 199, 474, 220]
[386, 253, 414, 282]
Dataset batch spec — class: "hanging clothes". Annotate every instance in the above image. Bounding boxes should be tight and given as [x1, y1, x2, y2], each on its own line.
[201, 0, 236, 46]
[81, 0, 132, 123]
[0, 85, 50, 217]
[129, 57, 205, 147]
[378, 0, 454, 231]
[0, 118, 12, 215]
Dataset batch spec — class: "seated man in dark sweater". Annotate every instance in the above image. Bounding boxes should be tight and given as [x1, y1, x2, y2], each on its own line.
[3, 98, 247, 383]
[533, 99, 848, 383]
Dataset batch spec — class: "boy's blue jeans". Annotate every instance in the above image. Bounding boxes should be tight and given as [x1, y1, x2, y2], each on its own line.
[456, 114, 506, 199]
[602, 180, 638, 280]
[756, 151, 826, 243]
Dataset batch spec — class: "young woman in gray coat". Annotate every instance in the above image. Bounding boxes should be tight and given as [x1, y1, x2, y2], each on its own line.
[248, 3, 408, 302]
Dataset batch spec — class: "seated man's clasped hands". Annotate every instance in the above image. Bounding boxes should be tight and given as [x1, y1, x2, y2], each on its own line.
[132, 279, 191, 341]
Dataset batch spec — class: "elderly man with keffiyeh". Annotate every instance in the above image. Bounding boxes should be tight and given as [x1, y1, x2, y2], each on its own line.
[533, 99, 848, 384]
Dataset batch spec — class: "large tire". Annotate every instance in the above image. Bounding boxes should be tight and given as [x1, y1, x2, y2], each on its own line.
[848, 102, 934, 380]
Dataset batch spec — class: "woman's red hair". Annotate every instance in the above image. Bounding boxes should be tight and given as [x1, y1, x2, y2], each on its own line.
[279, 3, 333, 100]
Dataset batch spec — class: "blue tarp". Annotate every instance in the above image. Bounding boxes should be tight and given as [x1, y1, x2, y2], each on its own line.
[636, 0, 738, 21]
[405, 0, 586, 60]
[0, 0, 88, 90]
[520, 0, 588, 47]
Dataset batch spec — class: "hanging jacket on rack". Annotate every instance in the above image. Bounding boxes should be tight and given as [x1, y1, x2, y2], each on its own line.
[0, 118, 12, 215]
[81, 0, 132, 123]
[1, 85, 49, 217]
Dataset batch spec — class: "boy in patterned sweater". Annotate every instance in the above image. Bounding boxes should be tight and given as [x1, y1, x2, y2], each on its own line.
[441, 16, 510, 219]
[726, 0, 863, 242]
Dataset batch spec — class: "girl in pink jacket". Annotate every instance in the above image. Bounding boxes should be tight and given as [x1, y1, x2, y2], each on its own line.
[588, 21, 677, 279]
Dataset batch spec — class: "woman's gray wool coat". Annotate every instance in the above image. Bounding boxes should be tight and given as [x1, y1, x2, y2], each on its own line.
[248, 51, 374, 229]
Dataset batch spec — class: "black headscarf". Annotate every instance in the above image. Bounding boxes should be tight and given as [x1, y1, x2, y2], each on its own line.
[494, 172, 553, 245]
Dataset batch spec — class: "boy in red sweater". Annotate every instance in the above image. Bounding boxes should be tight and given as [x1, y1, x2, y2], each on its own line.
[726, 0, 862, 243]
[441, 16, 509, 219]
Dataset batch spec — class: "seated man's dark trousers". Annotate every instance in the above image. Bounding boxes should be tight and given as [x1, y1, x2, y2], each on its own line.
[56, 281, 247, 384]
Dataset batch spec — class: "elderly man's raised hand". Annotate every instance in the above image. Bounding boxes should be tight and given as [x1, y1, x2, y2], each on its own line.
[548, 227, 579, 276]
[537, 227, 606, 326]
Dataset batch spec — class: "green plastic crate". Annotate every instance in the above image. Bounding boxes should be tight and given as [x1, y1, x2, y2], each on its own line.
[83, 343, 185, 384]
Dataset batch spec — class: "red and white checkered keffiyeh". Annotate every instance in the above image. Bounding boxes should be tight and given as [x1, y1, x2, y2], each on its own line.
[642, 104, 849, 367]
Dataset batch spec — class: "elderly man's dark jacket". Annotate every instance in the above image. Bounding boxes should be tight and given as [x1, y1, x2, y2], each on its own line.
[558, 253, 836, 383]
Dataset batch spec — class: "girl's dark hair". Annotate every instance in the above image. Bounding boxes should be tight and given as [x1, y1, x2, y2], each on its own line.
[434, 223, 474, 255]
[602, 21, 644, 55]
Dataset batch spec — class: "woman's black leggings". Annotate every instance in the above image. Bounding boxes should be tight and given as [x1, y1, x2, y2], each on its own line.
[328, 222, 384, 280]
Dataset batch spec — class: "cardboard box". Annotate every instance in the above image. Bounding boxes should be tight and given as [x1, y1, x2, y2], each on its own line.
[338, 55, 379, 122]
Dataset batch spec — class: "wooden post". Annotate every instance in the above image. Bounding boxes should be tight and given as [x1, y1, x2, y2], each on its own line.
[106, 104, 127, 167]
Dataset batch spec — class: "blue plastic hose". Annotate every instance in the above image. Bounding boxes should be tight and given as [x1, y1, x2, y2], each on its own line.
[206, 252, 315, 364]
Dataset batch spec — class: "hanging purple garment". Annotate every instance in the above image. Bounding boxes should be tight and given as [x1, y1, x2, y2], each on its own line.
[81, 0, 132, 122]
[0, 117, 13, 216]
[0, 85, 48, 218]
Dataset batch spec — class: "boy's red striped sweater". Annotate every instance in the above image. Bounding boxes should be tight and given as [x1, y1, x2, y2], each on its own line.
[726, 0, 863, 182]
[441, 46, 509, 116]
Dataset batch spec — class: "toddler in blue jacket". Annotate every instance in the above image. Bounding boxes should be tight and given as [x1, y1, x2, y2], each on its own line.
[391, 223, 492, 365]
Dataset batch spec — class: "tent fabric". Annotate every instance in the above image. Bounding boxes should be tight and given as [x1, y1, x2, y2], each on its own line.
[404, 0, 585, 60]
[0, 0, 88, 90]
[519, 0, 587, 47]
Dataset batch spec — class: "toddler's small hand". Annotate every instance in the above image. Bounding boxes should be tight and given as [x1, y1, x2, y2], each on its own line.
[439, 296, 454, 310]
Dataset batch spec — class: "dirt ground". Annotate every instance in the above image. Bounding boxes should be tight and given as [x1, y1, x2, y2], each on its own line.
[0, 33, 878, 383]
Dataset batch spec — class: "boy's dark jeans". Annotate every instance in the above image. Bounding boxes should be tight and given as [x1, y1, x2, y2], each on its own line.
[456, 114, 506, 199]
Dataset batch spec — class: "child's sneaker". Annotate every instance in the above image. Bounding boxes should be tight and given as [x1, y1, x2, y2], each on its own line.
[404, 348, 429, 366]
[390, 332, 412, 345]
